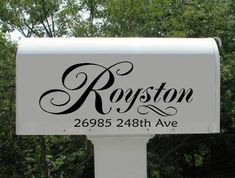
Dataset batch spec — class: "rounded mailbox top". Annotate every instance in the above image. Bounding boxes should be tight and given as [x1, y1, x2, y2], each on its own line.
[17, 38, 219, 55]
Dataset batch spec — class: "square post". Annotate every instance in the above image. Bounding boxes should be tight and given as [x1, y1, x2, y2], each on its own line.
[88, 135, 154, 178]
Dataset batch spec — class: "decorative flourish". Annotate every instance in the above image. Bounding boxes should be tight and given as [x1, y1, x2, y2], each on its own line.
[39, 89, 71, 114]
[137, 105, 177, 117]
[39, 61, 134, 115]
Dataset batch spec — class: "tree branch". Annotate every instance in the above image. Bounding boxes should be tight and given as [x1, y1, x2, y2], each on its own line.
[41, 0, 53, 37]
[51, 14, 56, 37]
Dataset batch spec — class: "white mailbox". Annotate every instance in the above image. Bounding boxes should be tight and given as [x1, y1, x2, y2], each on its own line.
[16, 38, 220, 135]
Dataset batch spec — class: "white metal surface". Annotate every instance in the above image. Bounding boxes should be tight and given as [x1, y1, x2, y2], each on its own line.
[18, 38, 216, 54]
[16, 38, 220, 135]
[88, 135, 153, 178]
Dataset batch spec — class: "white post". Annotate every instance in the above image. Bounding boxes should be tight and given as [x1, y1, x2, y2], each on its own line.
[88, 135, 154, 178]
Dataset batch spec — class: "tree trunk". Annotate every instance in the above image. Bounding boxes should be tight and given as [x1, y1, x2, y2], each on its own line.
[40, 136, 49, 178]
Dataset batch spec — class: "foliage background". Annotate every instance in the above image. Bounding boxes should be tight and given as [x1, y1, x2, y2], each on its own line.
[0, 0, 234, 178]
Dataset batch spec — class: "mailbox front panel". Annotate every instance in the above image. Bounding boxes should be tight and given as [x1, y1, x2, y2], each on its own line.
[16, 38, 220, 135]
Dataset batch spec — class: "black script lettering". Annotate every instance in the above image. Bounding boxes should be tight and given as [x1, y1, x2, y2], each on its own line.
[154, 82, 166, 102]
[117, 88, 143, 113]
[39, 61, 194, 117]
[163, 88, 177, 103]
[110, 88, 124, 103]
[39, 61, 134, 115]
[177, 88, 193, 103]
[139, 87, 154, 103]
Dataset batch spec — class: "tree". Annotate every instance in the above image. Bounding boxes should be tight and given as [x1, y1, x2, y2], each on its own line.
[0, 1, 94, 177]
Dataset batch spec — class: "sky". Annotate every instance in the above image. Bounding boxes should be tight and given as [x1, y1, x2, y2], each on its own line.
[9, 30, 24, 42]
